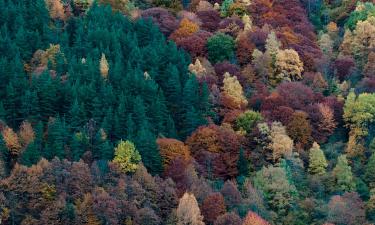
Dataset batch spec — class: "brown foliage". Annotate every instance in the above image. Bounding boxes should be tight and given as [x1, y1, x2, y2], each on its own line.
[157, 138, 191, 167]
[186, 124, 242, 179]
[201, 192, 226, 224]
[214, 212, 242, 225]
[236, 35, 256, 66]
[286, 111, 312, 149]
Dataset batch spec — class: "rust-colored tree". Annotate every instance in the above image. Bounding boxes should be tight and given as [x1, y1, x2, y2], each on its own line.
[201, 193, 226, 224]
[157, 138, 191, 167]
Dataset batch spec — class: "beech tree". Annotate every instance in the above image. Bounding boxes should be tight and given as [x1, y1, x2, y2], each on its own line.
[207, 33, 235, 63]
[201, 193, 226, 224]
[274, 49, 304, 83]
[269, 122, 294, 162]
[157, 138, 190, 167]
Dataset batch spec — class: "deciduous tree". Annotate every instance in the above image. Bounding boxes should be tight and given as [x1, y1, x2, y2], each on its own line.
[112, 140, 141, 173]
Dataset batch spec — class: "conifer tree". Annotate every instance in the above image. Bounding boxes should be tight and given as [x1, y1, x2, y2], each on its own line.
[237, 148, 250, 177]
[136, 123, 163, 175]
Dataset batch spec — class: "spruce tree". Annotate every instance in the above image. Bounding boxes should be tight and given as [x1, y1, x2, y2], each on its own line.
[135, 122, 163, 175]
[45, 116, 67, 160]
[237, 148, 250, 177]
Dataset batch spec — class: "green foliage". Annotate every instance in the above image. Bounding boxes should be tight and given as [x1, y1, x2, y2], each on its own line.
[365, 152, 375, 188]
[308, 142, 328, 175]
[220, 0, 234, 17]
[344, 90, 375, 136]
[254, 165, 297, 218]
[333, 154, 356, 192]
[235, 110, 263, 134]
[112, 140, 141, 173]
[346, 2, 375, 30]
[207, 33, 235, 63]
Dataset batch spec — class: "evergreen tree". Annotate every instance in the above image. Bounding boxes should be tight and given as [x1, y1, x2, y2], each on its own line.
[135, 123, 163, 175]
[45, 116, 67, 160]
[237, 147, 250, 177]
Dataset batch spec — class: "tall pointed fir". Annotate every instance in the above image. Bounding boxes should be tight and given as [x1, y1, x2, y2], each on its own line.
[135, 121, 163, 175]
[45, 116, 67, 160]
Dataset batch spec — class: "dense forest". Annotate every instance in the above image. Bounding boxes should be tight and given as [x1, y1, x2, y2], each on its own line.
[1, 0, 375, 224]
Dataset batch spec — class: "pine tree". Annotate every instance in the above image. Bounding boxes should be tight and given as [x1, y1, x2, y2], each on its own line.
[45, 116, 67, 160]
[69, 99, 84, 131]
[308, 142, 328, 175]
[135, 123, 163, 175]
[237, 148, 250, 177]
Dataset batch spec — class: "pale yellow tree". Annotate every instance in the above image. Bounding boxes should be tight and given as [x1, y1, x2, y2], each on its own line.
[319, 33, 334, 58]
[268, 122, 293, 162]
[189, 59, 207, 78]
[176, 192, 205, 225]
[220, 72, 248, 109]
[275, 49, 304, 82]
[242, 14, 252, 32]
[265, 31, 281, 61]
[351, 17, 375, 67]
[100, 53, 109, 79]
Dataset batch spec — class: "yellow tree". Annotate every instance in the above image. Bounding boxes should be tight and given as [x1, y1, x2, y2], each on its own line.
[112, 140, 141, 173]
[269, 122, 293, 162]
[220, 72, 248, 109]
[100, 53, 109, 79]
[275, 49, 304, 82]
[308, 142, 328, 175]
